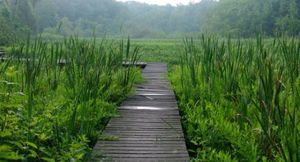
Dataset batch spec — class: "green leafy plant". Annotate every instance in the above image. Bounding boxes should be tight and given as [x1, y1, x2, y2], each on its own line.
[171, 35, 300, 161]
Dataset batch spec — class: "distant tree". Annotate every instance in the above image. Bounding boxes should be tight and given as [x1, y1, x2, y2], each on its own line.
[59, 17, 74, 36]
[203, 0, 300, 37]
[0, 17, 14, 44]
[5, 0, 299, 38]
[32, 0, 216, 38]
[2, 0, 37, 35]
[35, 0, 58, 33]
[0, 1, 15, 45]
[275, 0, 300, 35]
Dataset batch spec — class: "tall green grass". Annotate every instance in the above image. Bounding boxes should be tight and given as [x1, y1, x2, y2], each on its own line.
[170, 35, 300, 161]
[0, 36, 141, 161]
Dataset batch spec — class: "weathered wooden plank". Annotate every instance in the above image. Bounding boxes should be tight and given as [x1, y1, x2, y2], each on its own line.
[109, 121, 182, 125]
[136, 89, 172, 92]
[91, 156, 188, 162]
[102, 153, 189, 158]
[95, 141, 187, 146]
[102, 150, 187, 154]
[105, 128, 183, 132]
[135, 92, 174, 96]
[108, 120, 181, 125]
[92, 63, 189, 162]
[115, 115, 181, 120]
[136, 86, 170, 90]
[104, 131, 184, 136]
[98, 147, 187, 151]
[120, 102, 178, 107]
[104, 129, 184, 133]
[118, 108, 178, 112]
[102, 134, 185, 139]
[127, 95, 176, 100]
[104, 158, 188, 162]
[111, 116, 181, 120]
[117, 111, 180, 115]
[100, 137, 185, 141]
[106, 122, 182, 127]
[109, 117, 181, 122]
[96, 141, 187, 146]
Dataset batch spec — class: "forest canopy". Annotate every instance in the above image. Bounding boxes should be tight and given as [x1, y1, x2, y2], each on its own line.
[0, 0, 299, 44]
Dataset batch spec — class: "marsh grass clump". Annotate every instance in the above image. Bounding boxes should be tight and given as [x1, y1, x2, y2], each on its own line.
[0, 36, 141, 161]
[171, 35, 300, 161]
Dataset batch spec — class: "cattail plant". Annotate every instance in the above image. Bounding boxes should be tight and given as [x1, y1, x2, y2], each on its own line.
[173, 34, 300, 161]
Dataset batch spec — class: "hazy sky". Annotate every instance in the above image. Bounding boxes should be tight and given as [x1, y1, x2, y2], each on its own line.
[116, 0, 201, 6]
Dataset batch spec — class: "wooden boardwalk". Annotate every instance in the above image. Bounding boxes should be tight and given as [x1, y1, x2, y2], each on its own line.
[92, 63, 189, 162]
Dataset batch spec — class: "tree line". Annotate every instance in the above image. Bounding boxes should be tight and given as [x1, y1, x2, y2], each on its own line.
[203, 0, 300, 37]
[0, 0, 299, 45]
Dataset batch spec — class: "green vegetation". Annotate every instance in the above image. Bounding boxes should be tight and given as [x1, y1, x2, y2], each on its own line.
[131, 39, 182, 64]
[204, 0, 300, 37]
[0, 36, 141, 161]
[170, 35, 300, 161]
[1, 0, 300, 161]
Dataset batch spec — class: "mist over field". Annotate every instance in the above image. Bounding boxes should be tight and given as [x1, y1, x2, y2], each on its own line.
[1, 0, 299, 44]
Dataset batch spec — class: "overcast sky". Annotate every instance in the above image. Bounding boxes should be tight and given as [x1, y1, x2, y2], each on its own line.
[116, 0, 201, 6]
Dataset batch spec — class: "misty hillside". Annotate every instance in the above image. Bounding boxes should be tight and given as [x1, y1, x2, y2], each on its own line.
[34, 0, 214, 38]
[0, 0, 300, 44]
